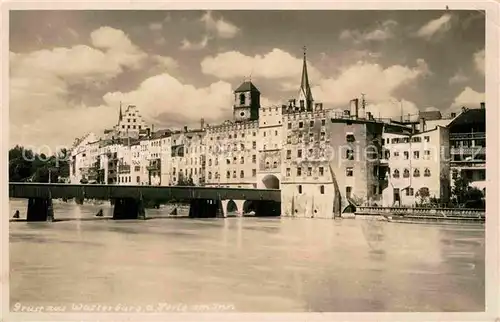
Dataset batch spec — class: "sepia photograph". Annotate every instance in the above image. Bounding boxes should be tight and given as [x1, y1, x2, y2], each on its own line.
[3, 2, 499, 321]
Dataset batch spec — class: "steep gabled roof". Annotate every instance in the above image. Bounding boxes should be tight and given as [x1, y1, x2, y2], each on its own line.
[234, 81, 260, 93]
[447, 108, 485, 128]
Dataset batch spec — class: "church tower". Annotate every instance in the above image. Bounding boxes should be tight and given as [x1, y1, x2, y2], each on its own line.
[298, 46, 314, 111]
[233, 80, 261, 122]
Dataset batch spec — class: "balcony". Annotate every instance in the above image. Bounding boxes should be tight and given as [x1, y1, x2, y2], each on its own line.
[449, 132, 485, 140]
[450, 147, 486, 155]
[118, 165, 131, 174]
[147, 159, 161, 171]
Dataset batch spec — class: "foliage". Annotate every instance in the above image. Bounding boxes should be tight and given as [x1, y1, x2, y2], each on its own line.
[415, 187, 430, 205]
[9, 145, 70, 183]
[451, 173, 471, 205]
[176, 174, 195, 186]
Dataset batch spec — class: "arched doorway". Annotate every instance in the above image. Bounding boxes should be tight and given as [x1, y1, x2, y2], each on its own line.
[262, 174, 280, 189]
[226, 200, 238, 214]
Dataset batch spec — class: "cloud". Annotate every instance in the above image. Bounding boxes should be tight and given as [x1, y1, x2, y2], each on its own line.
[415, 13, 452, 39]
[201, 11, 240, 39]
[10, 26, 149, 149]
[180, 35, 209, 50]
[473, 49, 485, 75]
[449, 87, 485, 111]
[103, 73, 234, 128]
[149, 22, 163, 31]
[152, 55, 178, 70]
[339, 20, 398, 43]
[201, 48, 322, 80]
[449, 70, 468, 84]
[154, 37, 166, 45]
[312, 59, 430, 107]
[364, 99, 420, 121]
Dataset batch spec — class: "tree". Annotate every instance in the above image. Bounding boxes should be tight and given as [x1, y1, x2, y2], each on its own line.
[452, 173, 471, 205]
[415, 187, 430, 205]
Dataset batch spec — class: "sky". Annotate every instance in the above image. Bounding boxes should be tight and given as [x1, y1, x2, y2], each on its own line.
[9, 10, 485, 151]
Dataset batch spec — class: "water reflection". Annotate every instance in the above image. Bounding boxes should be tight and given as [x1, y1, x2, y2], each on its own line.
[9, 200, 485, 312]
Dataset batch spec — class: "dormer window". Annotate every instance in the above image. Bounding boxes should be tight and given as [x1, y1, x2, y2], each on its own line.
[239, 93, 245, 105]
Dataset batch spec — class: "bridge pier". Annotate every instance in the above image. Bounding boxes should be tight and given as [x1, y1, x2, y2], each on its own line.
[112, 198, 146, 220]
[27, 198, 54, 222]
[188, 199, 223, 218]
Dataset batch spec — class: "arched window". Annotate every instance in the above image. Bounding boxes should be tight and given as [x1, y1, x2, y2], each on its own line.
[413, 168, 420, 177]
[403, 168, 410, 178]
[208, 159, 212, 166]
[393, 169, 400, 178]
[320, 185, 325, 194]
[239, 93, 245, 105]
[424, 168, 430, 177]
[208, 172, 212, 179]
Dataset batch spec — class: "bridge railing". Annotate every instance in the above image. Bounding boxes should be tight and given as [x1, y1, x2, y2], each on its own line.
[356, 206, 485, 218]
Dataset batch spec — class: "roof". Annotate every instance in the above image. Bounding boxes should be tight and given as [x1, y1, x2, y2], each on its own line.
[234, 81, 260, 93]
[419, 110, 442, 121]
[447, 108, 485, 128]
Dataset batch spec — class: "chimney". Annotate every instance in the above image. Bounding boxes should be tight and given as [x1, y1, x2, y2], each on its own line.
[480, 102, 485, 109]
[184, 125, 188, 133]
[419, 118, 426, 132]
[451, 112, 456, 118]
[461, 106, 467, 113]
[200, 118, 205, 129]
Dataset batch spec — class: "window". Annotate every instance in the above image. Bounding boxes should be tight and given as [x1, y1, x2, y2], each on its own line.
[403, 168, 410, 178]
[346, 134, 355, 143]
[208, 172, 212, 179]
[406, 187, 414, 196]
[319, 167, 324, 176]
[307, 167, 312, 176]
[233, 171, 236, 178]
[346, 186, 352, 198]
[321, 119, 326, 126]
[309, 133, 314, 141]
[242, 133, 245, 138]
[239, 93, 245, 105]
[393, 169, 400, 178]
[253, 132, 256, 136]
[298, 185, 302, 194]
[298, 149, 302, 158]
[134, 166, 140, 171]
[424, 168, 430, 177]
[346, 167, 354, 176]
[286, 150, 291, 159]
[346, 149, 354, 160]
[286, 136, 291, 144]
[320, 132, 326, 141]
[394, 151, 399, 157]
[252, 169, 256, 177]
[208, 159, 212, 166]
[263, 132, 266, 137]
[136, 176, 140, 183]
[241, 143, 245, 150]
[299, 121, 303, 128]
[424, 136, 430, 142]
[413, 168, 420, 177]
[413, 151, 420, 159]
[320, 185, 325, 194]
[275, 130, 278, 136]
[310, 120, 314, 127]
[240, 170, 244, 178]
[404, 151, 409, 160]
[286, 168, 291, 177]
[252, 155, 256, 163]
[412, 136, 421, 143]
[424, 150, 431, 159]
[308, 148, 313, 156]
[288, 122, 292, 129]
[298, 133, 303, 143]
[226, 171, 230, 179]
[297, 167, 302, 176]
[226, 159, 231, 165]
[252, 141, 256, 149]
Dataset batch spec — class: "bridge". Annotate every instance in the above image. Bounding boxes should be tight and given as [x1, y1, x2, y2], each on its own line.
[9, 183, 281, 221]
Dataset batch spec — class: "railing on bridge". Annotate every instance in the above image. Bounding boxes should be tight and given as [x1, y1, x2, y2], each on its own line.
[356, 206, 485, 219]
[449, 132, 486, 140]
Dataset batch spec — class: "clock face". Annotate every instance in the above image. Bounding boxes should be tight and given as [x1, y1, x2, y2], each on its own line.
[240, 111, 245, 117]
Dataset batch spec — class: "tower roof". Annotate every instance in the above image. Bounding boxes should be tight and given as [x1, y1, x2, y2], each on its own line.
[300, 46, 313, 103]
[234, 81, 260, 93]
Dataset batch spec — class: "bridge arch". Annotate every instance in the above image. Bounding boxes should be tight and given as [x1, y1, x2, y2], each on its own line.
[261, 174, 280, 189]
[242, 200, 255, 214]
[226, 199, 238, 213]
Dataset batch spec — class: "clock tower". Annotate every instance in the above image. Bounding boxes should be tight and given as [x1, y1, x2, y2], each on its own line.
[233, 81, 261, 122]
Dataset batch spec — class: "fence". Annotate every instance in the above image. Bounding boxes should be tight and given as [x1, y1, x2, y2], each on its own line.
[356, 206, 485, 219]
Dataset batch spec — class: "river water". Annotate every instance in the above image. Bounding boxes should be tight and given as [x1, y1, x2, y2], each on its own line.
[9, 199, 485, 312]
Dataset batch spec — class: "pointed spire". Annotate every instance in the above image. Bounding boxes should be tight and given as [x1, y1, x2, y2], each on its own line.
[119, 101, 123, 123]
[300, 46, 313, 109]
